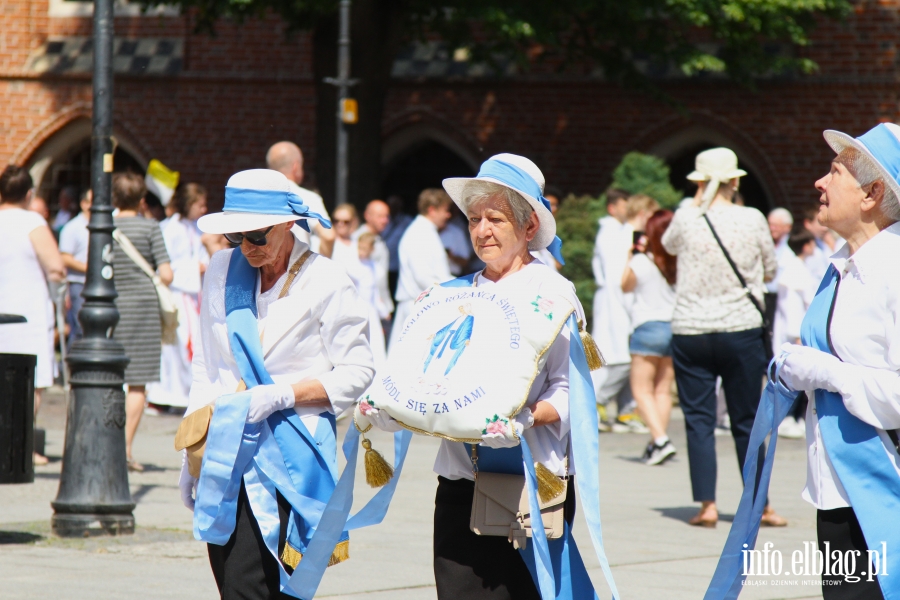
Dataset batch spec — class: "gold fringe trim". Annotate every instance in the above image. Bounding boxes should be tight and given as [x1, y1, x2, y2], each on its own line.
[362, 435, 394, 488]
[578, 319, 605, 371]
[535, 462, 566, 503]
[281, 539, 350, 570]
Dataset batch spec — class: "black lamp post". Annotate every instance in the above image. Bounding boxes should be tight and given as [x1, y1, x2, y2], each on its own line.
[51, 0, 135, 537]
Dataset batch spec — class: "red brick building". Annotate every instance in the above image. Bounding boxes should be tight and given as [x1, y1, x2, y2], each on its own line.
[2, 0, 899, 216]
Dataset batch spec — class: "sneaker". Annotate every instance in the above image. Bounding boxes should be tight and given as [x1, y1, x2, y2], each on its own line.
[714, 425, 731, 437]
[597, 405, 612, 432]
[598, 420, 613, 433]
[640, 441, 654, 462]
[646, 440, 677, 466]
[611, 415, 650, 434]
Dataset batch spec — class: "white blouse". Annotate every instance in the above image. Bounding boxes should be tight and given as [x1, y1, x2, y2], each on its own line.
[186, 232, 375, 437]
[433, 259, 586, 480]
[662, 203, 777, 335]
[801, 223, 900, 509]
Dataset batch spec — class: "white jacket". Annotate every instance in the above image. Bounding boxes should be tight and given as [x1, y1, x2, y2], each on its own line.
[187, 233, 375, 437]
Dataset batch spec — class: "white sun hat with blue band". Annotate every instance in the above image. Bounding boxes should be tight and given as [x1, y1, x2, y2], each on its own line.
[197, 169, 332, 235]
[442, 153, 564, 265]
[824, 123, 900, 201]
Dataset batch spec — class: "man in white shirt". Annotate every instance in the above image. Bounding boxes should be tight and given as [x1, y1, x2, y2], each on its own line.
[58, 189, 92, 342]
[266, 141, 335, 257]
[389, 188, 453, 351]
[591, 189, 636, 431]
[354, 199, 393, 320]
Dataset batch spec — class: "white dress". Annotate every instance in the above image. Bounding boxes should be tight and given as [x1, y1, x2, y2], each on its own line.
[390, 215, 452, 351]
[590, 215, 634, 365]
[331, 239, 387, 366]
[147, 214, 207, 408]
[0, 208, 56, 387]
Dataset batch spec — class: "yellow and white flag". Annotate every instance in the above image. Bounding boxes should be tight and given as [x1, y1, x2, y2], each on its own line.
[145, 159, 179, 206]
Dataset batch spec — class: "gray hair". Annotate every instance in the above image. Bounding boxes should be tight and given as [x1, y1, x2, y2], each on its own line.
[837, 148, 900, 221]
[460, 180, 533, 229]
[768, 207, 793, 225]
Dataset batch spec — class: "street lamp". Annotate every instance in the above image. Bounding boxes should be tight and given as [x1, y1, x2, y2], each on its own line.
[324, 0, 358, 207]
[51, 0, 135, 537]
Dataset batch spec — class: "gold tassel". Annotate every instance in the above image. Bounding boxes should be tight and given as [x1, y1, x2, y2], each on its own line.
[579, 319, 605, 371]
[535, 462, 566, 503]
[281, 539, 350, 569]
[361, 434, 394, 488]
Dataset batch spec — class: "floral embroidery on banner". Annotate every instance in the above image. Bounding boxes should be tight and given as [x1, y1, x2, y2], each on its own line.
[482, 414, 509, 436]
[415, 287, 433, 304]
[358, 396, 377, 416]
[531, 295, 554, 320]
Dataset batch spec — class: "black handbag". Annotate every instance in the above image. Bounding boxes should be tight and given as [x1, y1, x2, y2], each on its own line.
[702, 214, 774, 363]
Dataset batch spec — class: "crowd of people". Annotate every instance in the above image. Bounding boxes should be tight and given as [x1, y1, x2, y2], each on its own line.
[3, 126, 900, 599]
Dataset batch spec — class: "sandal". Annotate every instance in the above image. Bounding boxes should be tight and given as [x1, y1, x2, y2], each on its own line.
[760, 506, 788, 527]
[33, 453, 49, 467]
[689, 513, 718, 528]
[127, 458, 144, 473]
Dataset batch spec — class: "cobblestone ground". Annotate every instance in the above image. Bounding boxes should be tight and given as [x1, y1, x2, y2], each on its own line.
[0, 387, 822, 599]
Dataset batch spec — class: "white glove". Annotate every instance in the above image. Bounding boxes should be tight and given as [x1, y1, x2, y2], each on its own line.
[479, 408, 533, 449]
[246, 383, 296, 424]
[366, 407, 404, 433]
[178, 451, 198, 511]
[779, 343, 842, 393]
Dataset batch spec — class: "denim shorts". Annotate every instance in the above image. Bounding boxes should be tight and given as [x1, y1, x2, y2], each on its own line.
[629, 320, 673, 357]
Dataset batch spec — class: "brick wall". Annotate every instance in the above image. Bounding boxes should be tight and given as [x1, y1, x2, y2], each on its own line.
[2, 0, 899, 213]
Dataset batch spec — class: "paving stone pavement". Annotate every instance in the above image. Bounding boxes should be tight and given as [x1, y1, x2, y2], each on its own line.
[0, 388, 824, 599]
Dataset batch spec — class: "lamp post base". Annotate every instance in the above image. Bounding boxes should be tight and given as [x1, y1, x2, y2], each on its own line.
[51, 513, 135, 537]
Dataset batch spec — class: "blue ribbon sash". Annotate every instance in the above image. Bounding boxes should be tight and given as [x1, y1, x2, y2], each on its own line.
[705, 265, 900, 599]
[447, 268, 618, 600]
[194, 249, 411, 599]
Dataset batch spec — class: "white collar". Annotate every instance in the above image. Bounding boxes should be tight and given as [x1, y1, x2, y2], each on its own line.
[829, 221, 900, 284]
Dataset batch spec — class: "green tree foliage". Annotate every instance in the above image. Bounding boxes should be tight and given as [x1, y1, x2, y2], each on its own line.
[610, 152, 683, 208]
[557, 151, 683, 325]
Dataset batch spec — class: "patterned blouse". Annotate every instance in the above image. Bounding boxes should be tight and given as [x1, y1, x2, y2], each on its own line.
[661, 203, 777, 335]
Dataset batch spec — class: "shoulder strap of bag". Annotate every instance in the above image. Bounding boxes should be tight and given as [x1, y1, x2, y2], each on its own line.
[112, 229, 158, 281]
[702, 213, 768, 323]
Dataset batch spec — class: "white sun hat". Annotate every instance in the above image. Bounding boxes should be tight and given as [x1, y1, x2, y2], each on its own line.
[197, 169, 331, 235]
[686, 147, 748, 210]
[823, 123, 900, 203]
[442, 153, 562, 263]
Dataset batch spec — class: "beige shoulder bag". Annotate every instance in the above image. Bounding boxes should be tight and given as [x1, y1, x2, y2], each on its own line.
[468, 445, 567, 550]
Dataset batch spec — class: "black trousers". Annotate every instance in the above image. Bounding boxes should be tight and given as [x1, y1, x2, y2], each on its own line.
[671, 328, 768, 501]
[818, 508, 885, 600]
[433, 476, 576, 600]
[207, 483, 294, 600]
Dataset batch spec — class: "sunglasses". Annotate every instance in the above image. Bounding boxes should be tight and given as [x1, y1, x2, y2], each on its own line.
[224, 226, 275, 246]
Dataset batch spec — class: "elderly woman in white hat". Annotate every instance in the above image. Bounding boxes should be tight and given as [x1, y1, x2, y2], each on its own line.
[364, 154, 618, 599]
[705, 125, 900, 600]
[661, 148, 786, 528]
[177, 169, 375, 599]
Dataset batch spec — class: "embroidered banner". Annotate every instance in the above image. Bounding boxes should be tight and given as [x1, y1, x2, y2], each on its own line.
[356, 279, 573, 443]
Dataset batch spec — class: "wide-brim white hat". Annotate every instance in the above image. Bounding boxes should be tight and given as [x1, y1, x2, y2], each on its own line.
[442, 153, 556, 251]
[823, 123, 900, 204]
[198, 169, 329, 235]
[686, 147, 747, 182]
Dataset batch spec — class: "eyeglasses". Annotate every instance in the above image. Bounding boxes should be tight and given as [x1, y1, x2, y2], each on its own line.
[224, 226, 275, 246]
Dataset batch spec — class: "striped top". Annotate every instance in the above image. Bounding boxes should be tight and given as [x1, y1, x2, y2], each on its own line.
[112, 216, 170, 384]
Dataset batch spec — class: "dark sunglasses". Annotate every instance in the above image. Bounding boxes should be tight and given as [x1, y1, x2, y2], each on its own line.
[224, 225, 275, 246]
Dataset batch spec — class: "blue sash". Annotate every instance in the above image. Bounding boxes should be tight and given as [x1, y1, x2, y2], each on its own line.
[705, 265, 900, 599]
[446, 274, 619, 600]
[194, 249, 412, 599]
